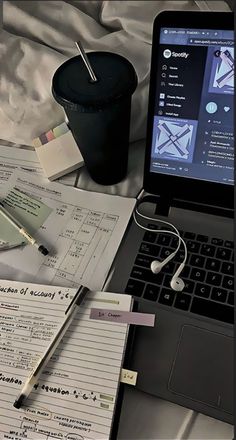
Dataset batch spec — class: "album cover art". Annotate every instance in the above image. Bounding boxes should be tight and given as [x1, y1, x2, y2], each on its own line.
[154, 118, 198, 163]
[209, 47, 234, 94]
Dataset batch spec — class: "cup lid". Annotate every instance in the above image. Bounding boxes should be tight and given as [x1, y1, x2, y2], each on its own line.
[52, 52, 137, 111]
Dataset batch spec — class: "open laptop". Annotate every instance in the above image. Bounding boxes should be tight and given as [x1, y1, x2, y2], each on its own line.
[107, 11, 234, 424]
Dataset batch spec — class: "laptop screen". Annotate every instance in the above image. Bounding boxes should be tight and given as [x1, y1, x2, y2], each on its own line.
[150, 27, 234, 185]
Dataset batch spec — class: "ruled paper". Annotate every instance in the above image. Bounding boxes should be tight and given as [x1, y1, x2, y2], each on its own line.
[0, 280, 132, 439]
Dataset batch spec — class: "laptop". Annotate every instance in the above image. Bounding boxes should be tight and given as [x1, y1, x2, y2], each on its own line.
[107, 11, 234, 424]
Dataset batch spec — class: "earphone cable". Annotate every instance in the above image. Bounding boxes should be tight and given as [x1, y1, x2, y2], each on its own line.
[133, 206, 188, 267]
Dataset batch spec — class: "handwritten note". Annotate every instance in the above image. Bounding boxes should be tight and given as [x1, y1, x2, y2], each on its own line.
[90, 308, 155, 326]
[120, 368, 138, 386]
[0, 280, 132, 439]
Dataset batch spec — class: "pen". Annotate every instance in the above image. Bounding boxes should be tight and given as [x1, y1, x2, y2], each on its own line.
[0, 201, 49, 255]
[13, 285, 90, 409]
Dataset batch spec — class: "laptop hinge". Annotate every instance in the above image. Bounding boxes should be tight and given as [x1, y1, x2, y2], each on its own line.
[153, 196, 234, 219]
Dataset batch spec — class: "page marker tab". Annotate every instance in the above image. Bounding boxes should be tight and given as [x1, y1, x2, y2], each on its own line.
[90, 309, 155, 326]
[120, 368, 137, 386]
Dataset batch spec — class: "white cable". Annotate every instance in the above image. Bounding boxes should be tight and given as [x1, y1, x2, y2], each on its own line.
[175, 410, 198, 440]
[133, 206, 187, 267]
[195, 0, 211, 11]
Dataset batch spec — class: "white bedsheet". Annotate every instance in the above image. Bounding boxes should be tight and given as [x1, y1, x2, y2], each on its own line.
[0, 1, 230, 196]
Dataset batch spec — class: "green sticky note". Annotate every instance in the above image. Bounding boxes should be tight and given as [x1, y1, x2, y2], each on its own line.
[0, 188, 52, 248]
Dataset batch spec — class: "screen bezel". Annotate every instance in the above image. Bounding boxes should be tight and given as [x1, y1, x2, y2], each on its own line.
[143, 11, 234, 210]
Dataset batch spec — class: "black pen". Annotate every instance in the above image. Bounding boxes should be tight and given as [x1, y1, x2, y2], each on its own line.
[0, 201, 49, 255]
[13, 285, 90, 409]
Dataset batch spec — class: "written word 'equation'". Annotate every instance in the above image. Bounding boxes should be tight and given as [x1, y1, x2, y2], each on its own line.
[0, 371, 114, 409]
[43, 206, 119, 281]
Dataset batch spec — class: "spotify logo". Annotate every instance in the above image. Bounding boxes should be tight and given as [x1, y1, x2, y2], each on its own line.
[163, 49, 171, 59]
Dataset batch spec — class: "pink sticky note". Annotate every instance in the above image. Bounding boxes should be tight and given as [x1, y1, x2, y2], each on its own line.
[90, 308, 155, 327]
[45, 130, 55, 142]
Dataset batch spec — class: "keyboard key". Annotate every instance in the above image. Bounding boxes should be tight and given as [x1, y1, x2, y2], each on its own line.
[162, 274, 172, 289]
[191, 267, 206, 282]
[190, 254, 205, 268]
[143, 231, 156, 243]
[228, 292, 234, 306]
[186, 241, 200, 253]
[211, 237, 223, 246]
[222, 276, 234, 290]
[156, 234, 171, 246]
[221, 262, 234, 275]
[201, 244, 215, 257]
[216, 247, 232, 261]
[125, 279, 144, 297]
[135, 254, 153, 268]
[143, 284, 159, 301]
[159, 288, 175, 306]
[191, 297, 234, 324]
[206, 272, 222, 286]
[224, 240, 234, 248]
[130, 266, 164, 285]
[181, 265, 190, 278]
[139, 242, 160, 257]
[211, 287, 227, 303]
[160, 247, 173, 259]
[147, 224, 158, 230]
[174, 293, 191, 311]
[205, 258, 221, 272]
[161, 261, 176, 274]
[183, 231, 196, 240]
[195, 283, 211, 298]
[170, 236, 179, 247]
[173, 251, 186, 263]
[182, 278, 195, 294]
[196, 234, 208, 242]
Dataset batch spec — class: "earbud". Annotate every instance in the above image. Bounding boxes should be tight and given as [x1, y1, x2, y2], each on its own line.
[170, 277, 185, 292]
[170, 263, 185, 292]
[133, 203, 187, 293]
[151, 251, 177, 274]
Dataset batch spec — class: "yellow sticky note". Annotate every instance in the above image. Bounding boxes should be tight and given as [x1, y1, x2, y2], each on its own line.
[120, 368, 137, 386]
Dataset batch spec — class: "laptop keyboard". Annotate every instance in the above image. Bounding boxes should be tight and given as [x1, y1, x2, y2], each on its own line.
[125, 225, 234, 325]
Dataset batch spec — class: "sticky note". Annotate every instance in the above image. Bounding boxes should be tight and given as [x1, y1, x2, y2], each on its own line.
[39, 133, 48, 145]
[120, 369, 137, 386]
[45, 130, 55, 142]
[53, 122, 68, 137]
[90, 308, 155, 326]
[35, 131, 84, 180]
[32, 137, 42, 148]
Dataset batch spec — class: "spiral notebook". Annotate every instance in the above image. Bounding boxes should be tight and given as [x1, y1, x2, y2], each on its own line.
[0, 279, 133, 439]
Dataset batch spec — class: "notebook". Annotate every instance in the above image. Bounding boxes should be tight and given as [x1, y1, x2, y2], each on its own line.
[107, 11, 234, 424]
[0, 279, 133, 439]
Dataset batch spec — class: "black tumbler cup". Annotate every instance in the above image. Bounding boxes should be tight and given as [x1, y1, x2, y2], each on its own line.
[52, 52, 137, 185]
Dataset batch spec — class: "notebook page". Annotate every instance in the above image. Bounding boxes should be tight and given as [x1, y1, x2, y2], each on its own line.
[0, 281, 132, 439]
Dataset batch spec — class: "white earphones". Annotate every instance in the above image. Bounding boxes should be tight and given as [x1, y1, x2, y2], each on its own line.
[133, 202, 187, 292]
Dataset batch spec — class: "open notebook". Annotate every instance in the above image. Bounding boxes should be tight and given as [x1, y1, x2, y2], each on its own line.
[0, 280, 132, 439]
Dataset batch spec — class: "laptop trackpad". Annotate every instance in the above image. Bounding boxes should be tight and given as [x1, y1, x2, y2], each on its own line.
[168, 325, 233, 414]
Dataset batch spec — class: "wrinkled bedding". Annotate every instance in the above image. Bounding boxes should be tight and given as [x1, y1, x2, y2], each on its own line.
[0, 0, 230, 196]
